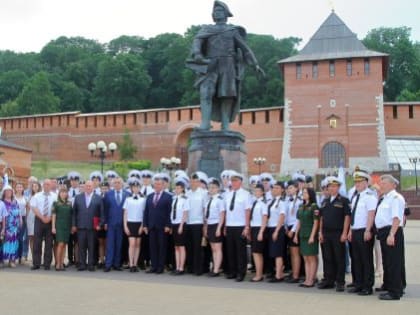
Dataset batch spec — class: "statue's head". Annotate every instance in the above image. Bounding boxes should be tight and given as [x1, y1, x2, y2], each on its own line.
[212, 1, 233, 22]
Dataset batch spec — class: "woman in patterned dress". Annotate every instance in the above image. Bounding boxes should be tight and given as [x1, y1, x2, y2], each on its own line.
[2, 185, 22, 268]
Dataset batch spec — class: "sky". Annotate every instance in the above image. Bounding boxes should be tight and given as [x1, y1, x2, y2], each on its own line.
[0, 0, 419, 53]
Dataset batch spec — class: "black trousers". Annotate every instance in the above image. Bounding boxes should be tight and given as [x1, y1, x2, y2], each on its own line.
[378, 226, 404, 297]
[186, 224, 204, 275]
[322, 230, 346, 285]
[77, 229, 96, 268]
[351, 229, 374, 290]
[149, 227, 167, 272]
[33, 218, 53, 268]
[67, 233, 78, 264]
[225, 226, 247, 277]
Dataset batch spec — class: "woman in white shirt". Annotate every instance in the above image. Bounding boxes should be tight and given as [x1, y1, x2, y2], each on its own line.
[170, 179, 189, 275]
[123, 179, 146, 273]
[250, 184, 268, 282]
[204, 178, 225, 277]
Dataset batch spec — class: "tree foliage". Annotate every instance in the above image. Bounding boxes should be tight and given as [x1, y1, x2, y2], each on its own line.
[0, 26, 417, 118]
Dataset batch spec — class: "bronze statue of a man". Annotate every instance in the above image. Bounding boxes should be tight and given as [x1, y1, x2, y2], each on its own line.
[187, 1, 264, 131]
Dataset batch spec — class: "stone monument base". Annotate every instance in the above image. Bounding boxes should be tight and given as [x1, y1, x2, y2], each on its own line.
[188, 129, 248, 179]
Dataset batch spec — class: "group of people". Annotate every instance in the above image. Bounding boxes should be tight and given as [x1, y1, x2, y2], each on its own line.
[0, 166, 407, 301]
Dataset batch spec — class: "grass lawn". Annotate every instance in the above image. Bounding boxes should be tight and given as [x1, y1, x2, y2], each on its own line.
[31, 160, 114, 181]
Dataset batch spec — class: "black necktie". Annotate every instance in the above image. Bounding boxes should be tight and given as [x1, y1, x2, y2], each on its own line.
[351, 193, 360, 226]
[172, 197, 178, 220]
[134, 195, 138, 200]
[72, 189, 76, 197]
[267, 198, 276, 219]
[206, 197, 213, 219]
[229, 191, 236, 211]
[372, 196, 384, 233]
[143, 187, 147, 196]
[250, 200, 258, 221]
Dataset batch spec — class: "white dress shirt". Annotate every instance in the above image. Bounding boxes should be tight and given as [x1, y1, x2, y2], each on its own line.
[224, 188, 252, 227]
[375, 189, 405, 229]
[30, 191, 58, 217]
[350, 188, 377, 229]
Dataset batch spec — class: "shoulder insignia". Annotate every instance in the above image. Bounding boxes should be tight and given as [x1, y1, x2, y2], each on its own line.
[217, 196, 223, 200]
[181, 195, 187, 199]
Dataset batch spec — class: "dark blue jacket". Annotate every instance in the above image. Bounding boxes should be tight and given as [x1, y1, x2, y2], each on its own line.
[103, 189, 130, 226]
[143, 191, 172, 229]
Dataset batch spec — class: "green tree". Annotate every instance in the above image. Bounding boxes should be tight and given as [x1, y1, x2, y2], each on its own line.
[0, 70, 28, 104]
[363, 27, 419, 101]
[118, 130, 137, 161]
[91, 54, 151, 111]
[108, 35, 147, 55]
[16, 71, 60, 115]
[0, 100, 20, 117]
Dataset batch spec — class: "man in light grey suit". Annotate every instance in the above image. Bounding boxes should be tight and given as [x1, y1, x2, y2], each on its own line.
[72, 180, 104, 271]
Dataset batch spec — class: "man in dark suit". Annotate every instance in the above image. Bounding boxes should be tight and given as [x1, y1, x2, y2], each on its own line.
[143, 175, 172, 274]
[103, 177, 130, 272]
[72, 180, 104, 271]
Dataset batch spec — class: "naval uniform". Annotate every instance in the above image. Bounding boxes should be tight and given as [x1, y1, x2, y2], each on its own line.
[171, 194, 189, 246]
[319, 194, 351, 287]
[224, 188, 252, 279]
[205, 194, 225, 243]
[375, 189, 405, 298]
[250, 197, 268, 254]
[350, 188, 377, 292]
[186, 187, 207, 275]
[123, 194, 146, 238]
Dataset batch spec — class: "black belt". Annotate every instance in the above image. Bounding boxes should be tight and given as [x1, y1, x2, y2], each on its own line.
[351, 228, 366, 232]
[377, 226, 392, 232]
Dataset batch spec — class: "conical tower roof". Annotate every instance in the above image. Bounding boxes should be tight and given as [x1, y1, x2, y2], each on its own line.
[279, 11, 387, 64]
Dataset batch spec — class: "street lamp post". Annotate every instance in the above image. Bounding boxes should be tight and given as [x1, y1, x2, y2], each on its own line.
[160, 156, 181, 191]
[409, 157, 419, 194]
[88, 141, 118, 175]
[253, 157, 266, 174]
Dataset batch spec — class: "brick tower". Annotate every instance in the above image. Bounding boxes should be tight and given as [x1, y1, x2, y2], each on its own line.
[278, 11, 389, 175]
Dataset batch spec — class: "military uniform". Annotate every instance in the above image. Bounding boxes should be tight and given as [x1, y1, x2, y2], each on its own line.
[319, 194, 351, 289]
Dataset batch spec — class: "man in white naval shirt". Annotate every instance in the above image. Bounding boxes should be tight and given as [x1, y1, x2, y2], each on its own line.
[375, 174, 405, 301]
[347, 168, 377, 296]
[224, 171, 252, 282]
[186, 173, 208, 275]
[30, 179, 57, 270]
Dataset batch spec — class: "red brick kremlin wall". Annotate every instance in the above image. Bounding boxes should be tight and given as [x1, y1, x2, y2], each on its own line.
[0, 102, 418, 175]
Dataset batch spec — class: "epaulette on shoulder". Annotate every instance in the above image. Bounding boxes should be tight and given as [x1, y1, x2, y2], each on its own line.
[217, 195, 223, 200]
[181, 195, 187, 199]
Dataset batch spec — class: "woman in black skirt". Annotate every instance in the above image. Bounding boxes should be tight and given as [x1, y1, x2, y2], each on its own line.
[268, 181, 287, 282]
[250, 184, 268, 282]
[170, 179, 189, 275]
[123, 178, 146, 272]
[204, 178, 225, 277]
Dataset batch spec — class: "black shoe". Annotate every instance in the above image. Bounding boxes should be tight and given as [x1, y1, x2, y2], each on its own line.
[346, 283, 355, 288]
[318, 282, 335, 289]
[88, 267, 95, 272]
[113, 266, 123, 271]
[104, 267, 111, 272]
[375, 285, 387, 292]
[146, 269, 156, 274]
[348, 287, 362, 293]
[97, 263, 104, 269]
[379, 293, 400, 301]
[235, 275, 245, 282]
[358, 289, 373, 296]
[268, 277, 285, 283]
[155, 269, 164, 274]
[208, 271, 220, 277]
[299, 283, 315, 288]
[225, 274, 236, 279]
[286, 277, 300, 284]
[44, 266, 51, 271]
[78, 267, 86, 271]
[336, 284, 345, 292]
[31, 266, 40, 270]
[250, 277, 264, 282]
[175, 270, 184, 275]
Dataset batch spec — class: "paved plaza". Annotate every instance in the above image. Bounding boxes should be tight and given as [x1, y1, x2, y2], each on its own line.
[2, 222, 420, 315]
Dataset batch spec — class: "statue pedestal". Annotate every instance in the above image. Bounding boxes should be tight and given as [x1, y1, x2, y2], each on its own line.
[188, 129, 248, 179]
